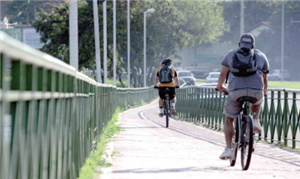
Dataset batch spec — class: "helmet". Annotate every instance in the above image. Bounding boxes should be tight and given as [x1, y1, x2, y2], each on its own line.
[161, 59, 172, 66]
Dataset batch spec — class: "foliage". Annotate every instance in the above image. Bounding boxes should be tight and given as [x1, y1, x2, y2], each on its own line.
[4, 0, 65, 25]
[219, 0, 280, 44]
[32, 0, 227, 87]
[256, 1, 300, 80]
[220, 1, 300, 80]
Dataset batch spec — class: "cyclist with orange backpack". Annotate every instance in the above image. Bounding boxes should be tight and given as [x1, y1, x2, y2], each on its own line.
[154, 59, 180, 117]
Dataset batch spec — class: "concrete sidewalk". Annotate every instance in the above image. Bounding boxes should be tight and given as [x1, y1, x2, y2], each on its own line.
[102, 100, 300, 179]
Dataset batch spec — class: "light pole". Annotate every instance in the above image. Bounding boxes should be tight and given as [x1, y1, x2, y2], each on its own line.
[103, 0, 107, 83]
[93, 0, 101, 83]
[240, 0, 244, 36]
[113, 0, 117, 86]
[281, 0, 285, 81]
[127, 0, 130, 88]
[69, 0, 78, 70]
[143, 8, 155, 87]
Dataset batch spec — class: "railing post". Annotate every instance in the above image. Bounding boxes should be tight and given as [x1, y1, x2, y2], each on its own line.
[291, 92, 297, 149]
[283, 91, 289, 147]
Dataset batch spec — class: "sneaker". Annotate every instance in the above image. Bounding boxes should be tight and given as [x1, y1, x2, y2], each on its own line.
[219, 147, 233, 160]
[171, 108, 176, 115]
[159, 113, 164, 118]
[253, 119, 262, 133]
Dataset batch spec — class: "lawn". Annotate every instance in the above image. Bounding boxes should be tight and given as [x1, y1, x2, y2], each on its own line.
[268, 81, 300, 89]
[107, 80, 129, 88]
[196, 79, 206, 82]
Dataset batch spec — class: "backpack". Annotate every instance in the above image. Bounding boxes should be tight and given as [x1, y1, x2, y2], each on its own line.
[159, 66, 173, 83]
[229, 48, 257, 77]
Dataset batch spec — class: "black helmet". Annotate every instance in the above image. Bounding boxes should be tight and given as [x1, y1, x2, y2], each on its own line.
[161, 59, 172, 66]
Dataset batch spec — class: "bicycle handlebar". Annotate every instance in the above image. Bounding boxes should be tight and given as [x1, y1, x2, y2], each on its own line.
[215, 88, 228, 95]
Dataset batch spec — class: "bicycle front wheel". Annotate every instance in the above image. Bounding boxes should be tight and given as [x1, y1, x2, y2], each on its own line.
[241, 115, 254, 170]
[230, 117, 239, 166]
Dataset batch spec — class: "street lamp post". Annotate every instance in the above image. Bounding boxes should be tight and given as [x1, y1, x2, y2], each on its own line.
[93, 0, 101, 83]
[143, 8, 155, 87]
[69, 0, 78, 70]
[103, 0, 107, 83]
[113, 0, 117, 86]
[281, 0, 285, 81]
[127, 0, 130, 88]
[240, 0, 244, 36]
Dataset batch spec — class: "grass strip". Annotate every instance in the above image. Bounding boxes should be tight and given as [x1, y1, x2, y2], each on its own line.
[196, 79, 206, 82]
[77, 108, 122, 179]
[268, 81, 300, 89]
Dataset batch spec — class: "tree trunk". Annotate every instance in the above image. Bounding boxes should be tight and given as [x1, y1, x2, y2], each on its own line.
[117, 70, 125, 88]
[26, 11, 30, 26]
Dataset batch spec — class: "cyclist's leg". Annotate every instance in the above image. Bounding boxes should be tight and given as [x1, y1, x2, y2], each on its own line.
[248, 89, 264, 133]
[169, 87, 176, 115]
[220, 115, 235, 159]
[220, 90, 245, 159]
[158, 87, 166, 117]
[224, 116, 235, 149]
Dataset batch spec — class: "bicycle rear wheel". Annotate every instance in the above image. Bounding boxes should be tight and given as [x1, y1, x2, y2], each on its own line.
[241, 115, 254, 170]
[165, 100, 169, 128]
[230, 117, 239, 166]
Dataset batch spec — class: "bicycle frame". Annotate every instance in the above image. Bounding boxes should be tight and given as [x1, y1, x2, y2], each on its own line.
[239, 101, 249, 143]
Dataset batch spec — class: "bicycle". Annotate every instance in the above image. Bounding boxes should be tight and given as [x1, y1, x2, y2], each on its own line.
[216, 89, 255, 170]
[154, 86, 179, 128]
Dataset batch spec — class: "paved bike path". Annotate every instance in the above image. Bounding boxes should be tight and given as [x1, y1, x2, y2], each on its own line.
[103, 100, 300, 179]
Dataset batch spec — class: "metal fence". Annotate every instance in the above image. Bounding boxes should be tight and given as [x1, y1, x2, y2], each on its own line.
[176, 86, 300, 149]
[0, 32, 156, 179]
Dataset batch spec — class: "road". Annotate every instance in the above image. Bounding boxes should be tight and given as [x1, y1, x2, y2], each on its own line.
[101, 100, 300, 179]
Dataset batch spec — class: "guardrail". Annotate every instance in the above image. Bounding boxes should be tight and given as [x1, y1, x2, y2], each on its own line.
[176, 86, 300, 149]
[0, 32, 156, 179]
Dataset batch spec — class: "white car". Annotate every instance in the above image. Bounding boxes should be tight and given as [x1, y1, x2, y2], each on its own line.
[268, 69, 290, 81]
[206, 72, 220, 83]
[177, 70, 196, 86]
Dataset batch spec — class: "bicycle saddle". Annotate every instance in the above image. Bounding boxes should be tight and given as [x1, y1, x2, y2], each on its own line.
[237, 96, 257, 104]
[164, 88, 170, 93]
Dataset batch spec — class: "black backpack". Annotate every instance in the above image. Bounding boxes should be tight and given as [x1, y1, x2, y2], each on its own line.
[159, 66, 173, 83]
[229, 48, 257, 77]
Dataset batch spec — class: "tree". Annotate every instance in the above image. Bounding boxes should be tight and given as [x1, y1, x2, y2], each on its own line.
[4, 0, 66, 25]
[32, 0, 227, 87]
[256, 1, 300, 80]
[219, 1, 279, 44]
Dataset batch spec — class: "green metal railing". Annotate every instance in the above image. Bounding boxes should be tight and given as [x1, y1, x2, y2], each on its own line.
[176, 86, 300, 149]
[0, 32, 156, 179]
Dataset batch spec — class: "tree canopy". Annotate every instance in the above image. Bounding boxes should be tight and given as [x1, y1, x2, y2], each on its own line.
[32, 0, 227, 87]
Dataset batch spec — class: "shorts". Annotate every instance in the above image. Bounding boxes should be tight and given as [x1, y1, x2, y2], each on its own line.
[159, 87, 176, 100]
[223, 88, 264, 119]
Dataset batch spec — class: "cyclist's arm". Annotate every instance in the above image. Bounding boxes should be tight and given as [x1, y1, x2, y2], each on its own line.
[154, 76, 159, 87]
[216, 66, 229, 93]
[262, 72, 268, 97]
[173, 69, 179, 87]
[174, 77, 180, 87]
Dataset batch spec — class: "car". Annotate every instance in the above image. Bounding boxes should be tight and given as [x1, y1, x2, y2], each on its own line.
[177, 70, 196, 86]
[185, 67, 209, 79]
[206, 72, 220, 83]
[268, 69, 290, 81]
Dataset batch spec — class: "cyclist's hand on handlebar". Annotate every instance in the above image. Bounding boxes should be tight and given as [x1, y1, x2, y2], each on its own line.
[154, 86, 159, 89]
[215, 86, 229, 95]
[176, 86, 179, 89]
